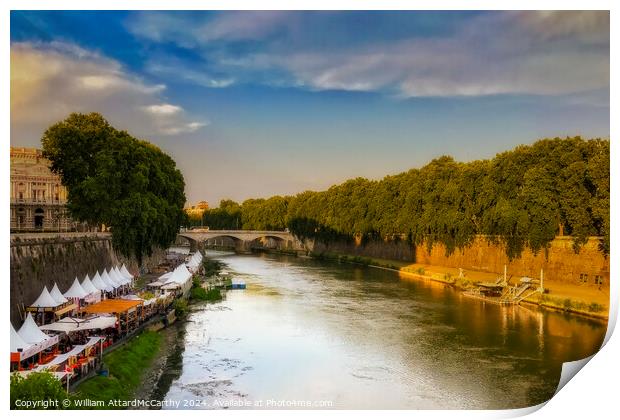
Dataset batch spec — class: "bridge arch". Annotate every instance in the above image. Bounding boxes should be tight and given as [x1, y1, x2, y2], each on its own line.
[204, 235, 243, 249]
[247, 235, 288, 250]
[177, 230, 305, 253]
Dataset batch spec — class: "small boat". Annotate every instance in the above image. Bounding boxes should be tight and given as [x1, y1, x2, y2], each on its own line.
[228, 280, 246, 290]
[462, 278, 539, 305]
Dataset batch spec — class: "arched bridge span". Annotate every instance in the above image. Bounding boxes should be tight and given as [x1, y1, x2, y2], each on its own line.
[177, 230, 305, 253]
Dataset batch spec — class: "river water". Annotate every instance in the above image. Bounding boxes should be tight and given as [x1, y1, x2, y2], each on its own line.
[161, 251, 606, 409]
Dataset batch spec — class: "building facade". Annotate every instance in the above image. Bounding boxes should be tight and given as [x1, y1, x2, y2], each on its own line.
[184, 200, 209, 226]
[10, 147, 78, 232]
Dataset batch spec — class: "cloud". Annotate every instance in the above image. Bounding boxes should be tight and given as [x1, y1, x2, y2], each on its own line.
[159, 121, 208, 135]
[128, 11, 293, 46]
[128, 11, 609, 98]
[143, 103, 183, 115]
[11, 41, 207, 143]
[146, 59, 235, 88]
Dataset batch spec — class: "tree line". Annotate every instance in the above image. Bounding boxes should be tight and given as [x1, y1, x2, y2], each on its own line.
[191, 137, 609, 259]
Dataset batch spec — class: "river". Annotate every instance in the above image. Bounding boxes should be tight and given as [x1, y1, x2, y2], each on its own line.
[159, 251, 606, 409]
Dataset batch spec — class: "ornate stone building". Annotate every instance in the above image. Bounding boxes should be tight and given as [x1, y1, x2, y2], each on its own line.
[10, 147, 77, 232]
[185, 200, 209, 216]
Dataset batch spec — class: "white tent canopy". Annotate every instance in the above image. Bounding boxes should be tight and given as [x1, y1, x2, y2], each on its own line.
[40, 316, 116, 333]
[81, 274, 99, 294]
[161, 282, 182, 290]
[161, 263, 193, 291]
[99, 270, 117, 291]
[147, 280, 165, 287]
[50, 283, 68, 305]
[103, 269, 119, 288]
[64, 277, 88, 299]
[118, 267, 131, 285]
[159, 271, 173, 280]
[10, 324, 40, 360]
[109, 268, 124, 287]
[18, 313, 51, 344]
[162, 269, 178, 286]
[120, 264, 134, 280]
[178, 264, 192, 282]
[92, 271, 112, 292]
[114, 266, 130, 285]
[113, 267, 128, 285]
[107, 268, 121, 287]
[35, 336, 102, 371]
[186, 252, 203, 272]
[11, 323, 29, 352]
[111, 267, 124, 285]
[164, 264, 191, 286]
[31, 286, 61, 308]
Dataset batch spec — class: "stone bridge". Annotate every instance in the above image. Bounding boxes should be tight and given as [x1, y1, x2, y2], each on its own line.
[177, 229, 306, 253]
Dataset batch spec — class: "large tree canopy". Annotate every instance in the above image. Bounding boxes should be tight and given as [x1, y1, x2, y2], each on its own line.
[199, 137, 609, 258]
[42, 112, 187, 264]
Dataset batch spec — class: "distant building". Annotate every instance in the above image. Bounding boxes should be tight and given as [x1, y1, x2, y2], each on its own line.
[10, 147, 85, 232]
[185, 201, 209, 215]
[184, 201, 210, 224]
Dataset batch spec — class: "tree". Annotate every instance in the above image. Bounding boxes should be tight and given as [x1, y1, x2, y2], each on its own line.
[42, 113, 186, 264]
[10, 371, 69, 409]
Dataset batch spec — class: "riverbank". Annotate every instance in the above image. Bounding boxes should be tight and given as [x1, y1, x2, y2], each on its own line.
[300, 250, 609, 321]
[134, 322, 183, 404]
[75, 331, 162, 407]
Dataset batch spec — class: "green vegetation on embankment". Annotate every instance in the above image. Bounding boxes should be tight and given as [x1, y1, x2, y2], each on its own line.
[202, 259, 225, 277]
[521, 294, 608, 320]
[11, 371, 70, 409]
[74, 331, 161, 408]
[190, 275, 222, 302]
[190, 137, 609, 259]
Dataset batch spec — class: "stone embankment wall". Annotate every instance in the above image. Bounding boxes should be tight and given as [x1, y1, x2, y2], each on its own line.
[306, 234, 608, 286]
[415, 236, 609, 286]
[308, 237, 415, 262]
[10, 233, 166, 326]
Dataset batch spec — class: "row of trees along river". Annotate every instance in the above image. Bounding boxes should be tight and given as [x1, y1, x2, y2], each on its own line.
[192, 137, 609, 259]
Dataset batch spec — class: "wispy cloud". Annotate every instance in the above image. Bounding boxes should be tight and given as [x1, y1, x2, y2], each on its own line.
[128, 11, 293, 46]
[11, 41, 207, 139]
[128, 11, 609, 98]
[143, 103, 183, 115]
[147, 59, 235, 88]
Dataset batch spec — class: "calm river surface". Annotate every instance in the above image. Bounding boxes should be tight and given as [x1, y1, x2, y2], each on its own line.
[162, 251, 606, 409]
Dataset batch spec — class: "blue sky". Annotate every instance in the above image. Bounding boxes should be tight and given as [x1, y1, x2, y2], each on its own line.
[10, 11, 610, 205]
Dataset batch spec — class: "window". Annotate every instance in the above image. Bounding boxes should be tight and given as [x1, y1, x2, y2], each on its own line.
[579, 273, 589, 283]
[594, 275, 603, 285]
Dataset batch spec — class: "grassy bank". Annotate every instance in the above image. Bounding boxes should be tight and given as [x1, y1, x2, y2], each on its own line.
[74, 331, 161, 407]
[521, 294, 608, 320]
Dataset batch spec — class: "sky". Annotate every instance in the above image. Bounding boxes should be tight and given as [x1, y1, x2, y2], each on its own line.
[10, 11, 610, 206]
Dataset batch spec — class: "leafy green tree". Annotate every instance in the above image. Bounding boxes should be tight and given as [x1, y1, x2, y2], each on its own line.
[42, 113, 186, 264]
[11, 371, 68, 409]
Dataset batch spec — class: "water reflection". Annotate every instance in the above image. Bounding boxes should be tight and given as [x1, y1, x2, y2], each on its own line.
[163, 252, 606, 409]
